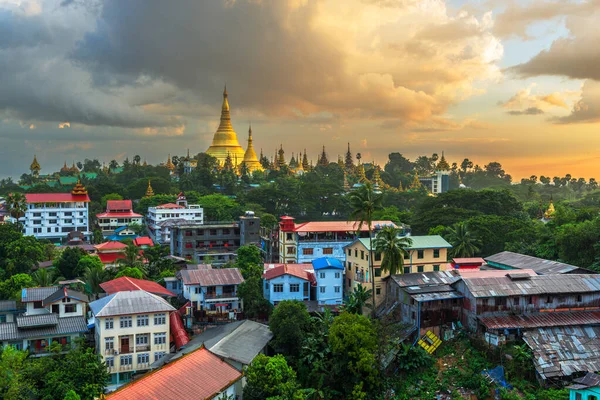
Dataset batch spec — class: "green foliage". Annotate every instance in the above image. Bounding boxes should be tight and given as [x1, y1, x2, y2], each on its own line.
[3, 236, 46, 275]
[269, 300, 312, 359]
[54, 247, 87, 279]
[198, 194, 242, 221]
[446, 221, 482, 257]
[235, 245, 263, 279]
[63, 390, 81, 400]
[0, 273, 34, 300]
[243, 354, 300, 400]
[115, 267, 144, 279]
[100, 193, 122, 209]
[237, 276, 272, 319]
[343, 285, 373, 315]
[396, 343, 433, 372]
[373, 226, 412, 275]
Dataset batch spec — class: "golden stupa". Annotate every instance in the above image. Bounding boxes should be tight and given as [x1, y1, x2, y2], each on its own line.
[242, 125, 263, 172]
[206, 86, 246, 166]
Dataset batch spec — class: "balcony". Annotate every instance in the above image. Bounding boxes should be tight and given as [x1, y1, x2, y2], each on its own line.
[135, 345, 150, 352]
[205, 292, 237, 299]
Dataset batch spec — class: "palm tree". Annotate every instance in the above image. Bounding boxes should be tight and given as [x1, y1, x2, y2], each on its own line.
[349, 182, 383, 317]
[83, 263, 109, 300]
[6, 192, 27, 229]
[373, 226, 413, 275]
[31, 268, 64, 287]
[344, 285, 373, 315]
[119, 243, 144, 268]
[446, 222, 482, 258]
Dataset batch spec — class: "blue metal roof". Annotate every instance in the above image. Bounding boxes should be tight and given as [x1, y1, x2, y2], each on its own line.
[312, 257, 344, 270]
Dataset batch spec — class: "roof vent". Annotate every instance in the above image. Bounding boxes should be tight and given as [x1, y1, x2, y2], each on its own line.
[506, 272, 531, 281]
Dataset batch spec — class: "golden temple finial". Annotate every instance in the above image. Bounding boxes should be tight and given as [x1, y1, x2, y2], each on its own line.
[436, 151, 450, 171]
[223, 84, 228, 98]
[30, 154, 41, 176]
[71, 179, 88, 196]
[409, 172, 422, 190]
[302, 149, 309, 171]
[166, 154, 175, 171]
[372, 165, 382, 186]
[358, 164, 369, 183]
[398, 180, 404, 192]
[145, 180, 154, 197]
[343, 171, 350, 192]
[243, 124, 262, 172]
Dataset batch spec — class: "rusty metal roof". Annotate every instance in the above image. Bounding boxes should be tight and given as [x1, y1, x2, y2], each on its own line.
[480, 311, 600, 330]
[411, 291, 463, 302]
[180, 268, 244, 286]
[390, 271, 459, 288]
[523, 326, 600, 380]
[462, 274, 600, 298]
[570, 372, 600, 389]
[484, 251, 595, 275]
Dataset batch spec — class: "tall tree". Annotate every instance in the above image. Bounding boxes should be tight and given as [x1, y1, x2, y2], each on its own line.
[446, 222, 482, 258]
[5, 192, 27, 228]
[79, 256, 108, 299]
[373, 226, 412, 275]
[349, 182, 383, 316]
[269, 300, 312, 359]
[54, 247, 87, 279]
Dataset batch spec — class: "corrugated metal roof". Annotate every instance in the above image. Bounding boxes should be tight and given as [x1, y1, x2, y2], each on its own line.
[391, 271, 459, 288]
[42, 287, 89, 306]
[22, 287, 58, 303]
[16, 313, 58, 328]
[107, 347, 242, 400]
[0, 316, 88, 341]
[484, 251, 594, 275]
[480, 311, 600, 330]
[0, 300, 17, 312]
[523, 326, 600, 380]
[209, 320, 273, 365]
[312, 257, 344, 270]
[412, 291, 463, 302]
[462, 274, 600, 298]
[404, 284, 456, 294]
[457, 269, 537, 279]
[571, 372, 600, 389]
[89, 290, 175, 317]
[180, 268, 244, 286]
[357, 235, 452, 250]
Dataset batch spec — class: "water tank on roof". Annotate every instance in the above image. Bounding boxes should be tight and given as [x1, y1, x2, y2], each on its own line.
[245, 211, 255, 217]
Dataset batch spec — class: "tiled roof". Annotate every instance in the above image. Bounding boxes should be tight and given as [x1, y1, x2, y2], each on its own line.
[0, 300, 17, 312]
[479, 311, 600, 330]
[89, 290, 175, 317]
[107, 347, 242, 400]
[484, 251, 594, 275]
[0, 316, 88, 341]
[97, 253, 126, 265]
[42, 287, 89, 306]
[263, 264, 315, 283]
[312, 257, 344, 270]
[16, 313, 58, 328]
[106, 200, 133, 211]
[21, 287, 57, 303]
[293, 220, 396, 233]
[25, 193, 90, 203]
[96, 211, 142, 218]
[134, 237, 154, 247]
[356, 235, 452, 250]
[100, 277, 175, 297]
[462, 274, 600, 298]
[180, 268, 244, 286]
[95, 241, 128, 251]
[155, 203, 184, 209]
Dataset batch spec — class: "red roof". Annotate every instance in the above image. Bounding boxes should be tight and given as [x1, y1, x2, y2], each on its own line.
[156, 203, 184, 209]
[452, 258, 486, 265]
[25, 193, 90, 203]
[134, 237, 154, 247]
[96, 211, 142, 218]
[100, 276, 174, 297]
[106, 200, 133, 211]
[480, 311, 600, 330]
[263, 264, 316, 284]
[170, 312, 190, 350]
[97, 252, 125, 265]
[292, 220, 396, 233]
[457, 269, 537, 278]
[95, 241, 128, 251]
[108, 347, 241, 400]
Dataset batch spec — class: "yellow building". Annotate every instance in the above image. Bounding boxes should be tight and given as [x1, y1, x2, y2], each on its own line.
[344, 235, 452, 305]
[206, 87, 247, 166]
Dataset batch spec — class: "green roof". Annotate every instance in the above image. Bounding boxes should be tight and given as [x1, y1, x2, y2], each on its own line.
[82, 172, 97, 179]
[356, 235, 452, 250]
[45, 181, 58, 187]
[59, 176, 78, 185]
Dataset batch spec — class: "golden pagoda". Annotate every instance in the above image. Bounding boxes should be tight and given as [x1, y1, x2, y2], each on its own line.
[358, 164, 369, 183]
[70, 161, 78, 173]
[436, 151, 450, 171]
[166, 154, 175, 173]
[145, 180, 155, 197]
[206, 86, 246, 166]
[242, 125, 262, 172]
[409, 173, 422, 190]
[71, 180, 88, 196]
[372, 165, 382, 186]
[544, 199, 555, 220]
[30, 154, 41, 177]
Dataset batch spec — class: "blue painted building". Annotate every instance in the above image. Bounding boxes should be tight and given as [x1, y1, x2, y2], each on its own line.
[312, 257, 344, 306]
[568, 372, 600, 400]
[263, 264, 315, 306]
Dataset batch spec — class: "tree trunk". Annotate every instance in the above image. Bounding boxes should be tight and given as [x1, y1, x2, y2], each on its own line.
[369, 229, 376, 318]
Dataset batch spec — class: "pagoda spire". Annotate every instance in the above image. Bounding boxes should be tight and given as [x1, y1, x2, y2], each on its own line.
[277, 144, 286, 169]
[343, 171, 350, 192]
[30, 154, 41, 177]
[317, 145, 328, 167]
[206, 86, 245, 166]
[372, 166, 382, 186]
[409, 172, 422, 190]
[302, 149, 309, 171]
[242, 124, 262, 172]
[166, 154, 175, 172]
[358, 164, 369, 183]
[71, 180, 88, 196]
[145, 180, 155, 197]
[436, 151, 450, 171]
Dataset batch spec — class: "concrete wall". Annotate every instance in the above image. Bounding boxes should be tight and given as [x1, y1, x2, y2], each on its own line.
[297, 241, 350, 264]
[315, 268, 344, 305]
[264, 275, 310, 304]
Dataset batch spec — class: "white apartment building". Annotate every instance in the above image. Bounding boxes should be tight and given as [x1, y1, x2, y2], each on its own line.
[89, 290, 175, 387]
[147, 193, 203, 245]
[96, 200, 143, 236]
[24, 188, 90, 242]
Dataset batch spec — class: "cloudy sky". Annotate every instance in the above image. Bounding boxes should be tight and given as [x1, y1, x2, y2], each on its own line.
[1, 0, 599, 179]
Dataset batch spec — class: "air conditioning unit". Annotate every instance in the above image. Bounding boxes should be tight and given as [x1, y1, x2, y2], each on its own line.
[114, 350, 119, 355]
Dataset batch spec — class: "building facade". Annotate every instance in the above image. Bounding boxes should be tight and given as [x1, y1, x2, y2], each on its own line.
[147, 193, 203, 245]
[179, 268, 244, 313]
[345, 235, 452, 305]
[89, 290, 176, 386]
[97, 200, 143, 236]
[313, 257, 344, 305]
[23, 184, 91, 242]
[263, 264, 315, 305]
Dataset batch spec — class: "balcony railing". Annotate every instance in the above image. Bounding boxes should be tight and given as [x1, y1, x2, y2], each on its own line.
[119, 347, 133, 354]
[205, 292, 237, 299]
[135, 345, 150, 352]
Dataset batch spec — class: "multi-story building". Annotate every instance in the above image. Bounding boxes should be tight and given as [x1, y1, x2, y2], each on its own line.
[345, 235, 452, 305]
[263, 264, 315, 305]
[89, 290, 176, 387]
[97, 200, 143, 236]
[170, 212, 260, 265]
[278, 216, 399, 264]
[23, 182, 91, 242]
[0, 287, 89, 354]
[313, 257, 345, 306]
[94, 241, 128, 267]
[179, 268, 244, 313]
[147, 193, 203, 245]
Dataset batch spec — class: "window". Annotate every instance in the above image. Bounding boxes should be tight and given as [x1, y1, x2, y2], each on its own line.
[105, 337, 114, 350]
[355, 249, 358, 257]
[136, 335, 149, 345]
[319, 272, 325, 279]
[433, 249, 440, 258]
[302, 248, 314, 255]
[376, 287, 381, 295]
[404, 252, 410, 260]
[194, 287, 200, 294]
[0, 315, 5, 323]
[348, 249, 352, 256]
[273, 284, 283, 293]
[154, 313, 166, 325]
[403, 266, 410, 274]
[320, 286, 326, 293]
[335, 286, 341, 293]
[417, 250, 424, 259]
[120, 355, 132, 366]
[375, 253, 381, 261]
[497, 297, 506, 306]
[528, 296, 533, 305]
[417, 265, 424, 273]
[546, 296, 552, 303]
[287, 247, 295, 254]
[105, 357, 114, 368]
[433, 265, 440, 272]
[575, 394, 582, 400]
[120, 316, 132, 329]
[335, 272, 341, 279]
[589, 396, 597, 400]
[137, 315, 149, 327]
[137, 353, 150, 364]
[286, 233, 293, 241]
[514, 297, 520, 306]
[323, 247, 333, 255]
[154, 352, 166, 362]
[290, 284, 300, 292]
[154, 332, 167, 345]
[33, 301, 44, 309]
[577, 294, 583, 302]
[360, 250, 365, 260]
[482, 298, 488, 306]
[64, 304, 76, 313]
[374, 269, 381, 277]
